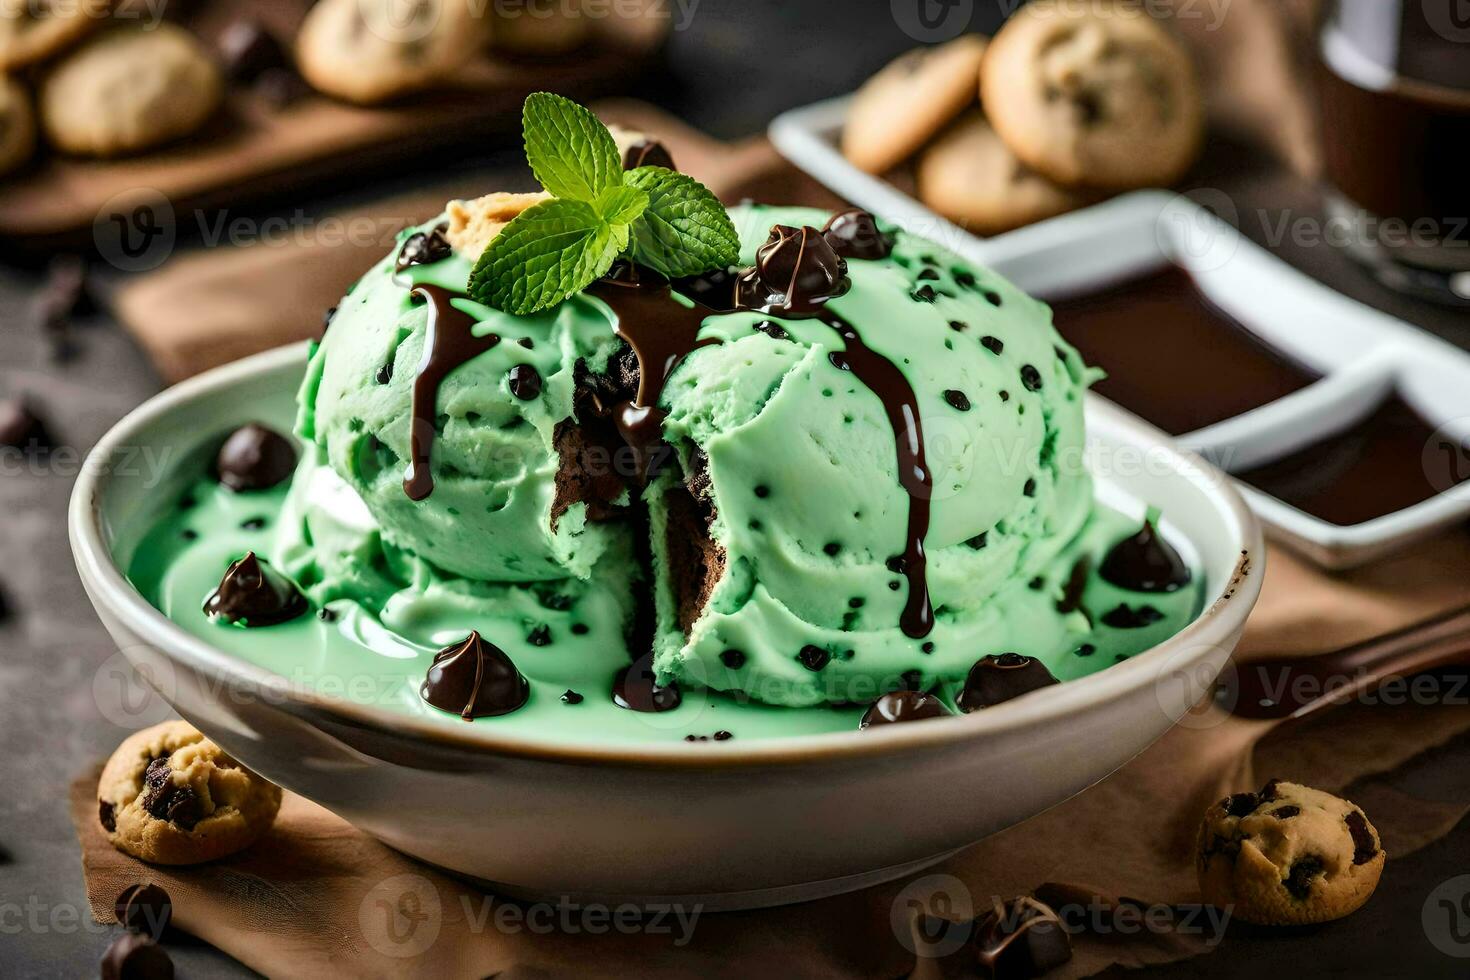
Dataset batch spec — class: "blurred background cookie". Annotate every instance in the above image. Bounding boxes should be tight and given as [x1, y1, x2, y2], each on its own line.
[39, 23, 221, 157]
[0, 73, 34, 176]
[917, 110, 1095, 236]
[841, 34, 986, 175]
[0, 0, 110, 71]
[491, 0, 591, 57]
[296, 0, 491, 106]
[981, 0, 1202, 190]
[97, 721, 282, 866]
[1196, 779, 1385, 926]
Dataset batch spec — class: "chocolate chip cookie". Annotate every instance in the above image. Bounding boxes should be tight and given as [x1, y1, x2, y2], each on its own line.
[39, 23, 221, 157]
[1196, 779, 1385, 925]
[917, 110, 1096, 236]
[0, 73, 35, 177]
[981, 1, 1203, 190]
[0, 0, 110, 71]
[296, 0, 490, 106]
[98, 721, 282, 865]
[842, 34, 987, 175]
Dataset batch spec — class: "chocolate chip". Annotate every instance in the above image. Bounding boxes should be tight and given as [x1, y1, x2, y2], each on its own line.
[395, 226, 452, 273]
[1345, 810, 1377, 865]
[823, 542, 842, 556]
[101, 933, 173, 980]
[753, 485, 770, 498]
[860, 690, 951, 729]
[508, 364, 543, 400]
[999, 390, 1010, 402]
[719, 649, 746, 669]
[215, 424, 297, 492]
[1223, 793, 1260, 817]
[622, 138, 676, 171]
[1273, 805, 1301, 819]
[1075, 643, 1096, 657]
[240, 517, 267, 531]
[570, 623, 589, 635]
[204, 553, 308, 627]
[753, 320, 790, 341]
[917, 269, 941, 282]
[958, 653, 1059, 712]
[1284, 855, 1325, 900]
[422, 632, 530, 719]
[821, 208, 893, 260]
[375, 362, 393, 385]
[714, 730, 733, 741]
[98, 800, 116, 833]
[1259, 778, 1282, 801]
[971, 896, 1072, 980]
[980, 336, 1004, 355]
[911, 284, 938, 303]
[949, 320, 969, 332]
[943, 389, 971, 411]
[560, 690, 584, 705]
[139, 759, 202, 831]
[526, 624, 552, 647]
[115, 883, 172, 938]
[966, 532, 988, 550]
[1101, 604, 1165, 629]
[797, 645, 831, 671]
[1023, 478, 1037, 497]
[317, 607, 338, 622]
[1020, 364, 1042, 391]
[743, 224, 848, 311]
[984, 290, 1003, 307]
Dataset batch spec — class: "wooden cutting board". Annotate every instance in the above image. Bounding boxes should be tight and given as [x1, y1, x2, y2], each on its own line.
[112, 99, 848, 383]
[0, 0, 668, 247]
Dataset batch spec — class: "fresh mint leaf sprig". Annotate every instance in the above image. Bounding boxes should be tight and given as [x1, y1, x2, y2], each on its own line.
[468, 93, 740, 315]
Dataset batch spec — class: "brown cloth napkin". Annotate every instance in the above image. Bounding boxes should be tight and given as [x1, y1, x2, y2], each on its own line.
[70, 537, 1470, 979]
[85, 3, 1470, 977]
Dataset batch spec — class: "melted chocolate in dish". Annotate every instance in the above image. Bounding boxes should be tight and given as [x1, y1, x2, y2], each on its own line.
[421, 632, 530, 719]
[957, 653, 1059, 712]
[204, 553, 308, 627]
[1235, 394, 1469, 525]
[859, 690, 951, 729]
[1099, 517, 1192, 593]
[613, 651, 682, 713]
[1049, 267, 1319, 435]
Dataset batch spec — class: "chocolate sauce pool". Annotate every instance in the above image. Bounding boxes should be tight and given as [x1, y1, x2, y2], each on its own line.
[1049, 267, 1319, 435]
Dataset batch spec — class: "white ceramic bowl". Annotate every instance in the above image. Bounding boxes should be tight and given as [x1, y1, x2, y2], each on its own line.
[71, 343, 1263, 910]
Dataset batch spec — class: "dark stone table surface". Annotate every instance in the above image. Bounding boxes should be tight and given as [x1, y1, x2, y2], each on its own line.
[1, 2, 1466, 976]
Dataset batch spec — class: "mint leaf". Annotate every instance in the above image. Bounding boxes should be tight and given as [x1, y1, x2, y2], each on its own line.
[596, 185, 650, 227]
[522, 93, 622, 203]
[468, 199, 624, 315]
[623, 166, 740, 277]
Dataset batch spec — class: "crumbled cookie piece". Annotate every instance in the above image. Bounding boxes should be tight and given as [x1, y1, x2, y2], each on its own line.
[98, 721, 281, 865]
[1196, 779, 1385, 925]
[445, 190, 551, 259]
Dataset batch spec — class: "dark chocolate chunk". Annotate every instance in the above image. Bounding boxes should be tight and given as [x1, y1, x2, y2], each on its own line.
[720, 649, 747, 669]
[1223, 792, 1260, 817]
[916, 268, 941, 282]
[797, 645, 831, 671]
[1100, 604, 1165, 629]
[1273, 805, 1301, 819]
[984, 290, 1003, 307]
[740, 224, 849, 312]
[1099, 519, 1192, 593]
[240, 517, 267, 531]
[971, 896, 1073, 980]
[957, 653, 1059, 712]
[139, 758, 202, 831]
[1023, 478, 1036, 497]
[98, 800, 116, 833]
[949, 320, 969, 332]
[115, 883, 172, 938]
[508, 364, 543, 400]
[101, 933, 173, 980]
[1020, 364, 1042, 391]
[204, 553, 308, 627]
[1284, 855, 1325, 900]
[0, 399, 51, 453]
[1259, 778, 1282, 801]
[526, 624, 552, 647]
[1345, 810, 1378, 865]
[316, 607, 338, 622]
[1075, 643, 1096, 657]
[613, 651, 681, 713]
[714, 730, 733, 741]
[215, 423, 297, 492]
[821, 208, 893, 260]
[981, 336, 1004, 355]
[966, 532, 988, 550]
[375, 362, 393, 385]
[395, 225, 452, 274]
[421, 632, 530, 720]
[943, 389, 971, 412]
[911, 284, 938, 303]
[217, 18, 288, 81]
[859, 690, 952, 729]
[753, 319, 790, 341]
[560, 690, 584, 705]
[622, 137, 676, 170]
